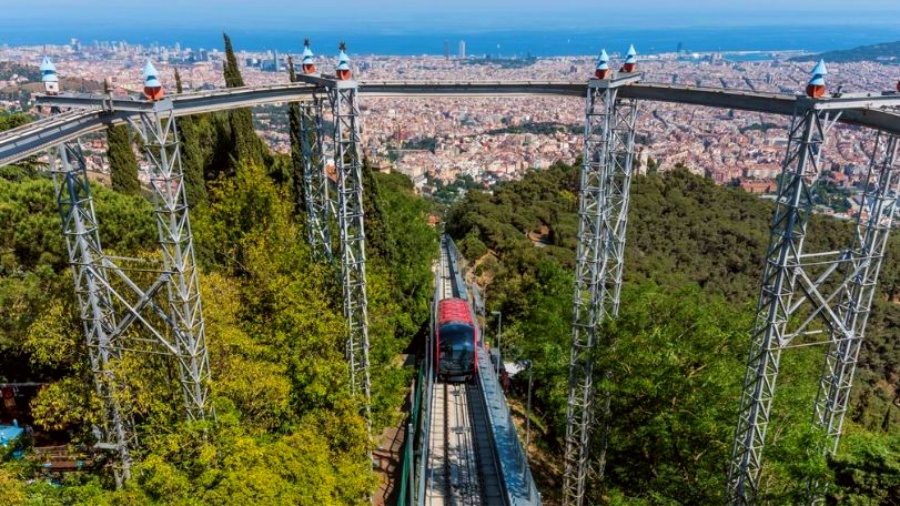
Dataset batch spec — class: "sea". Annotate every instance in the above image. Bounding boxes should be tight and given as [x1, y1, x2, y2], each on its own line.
[2, 24, 900, 58]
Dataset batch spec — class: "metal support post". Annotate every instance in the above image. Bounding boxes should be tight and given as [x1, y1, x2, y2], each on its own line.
[326, 81, 372, 431]
[51, 142, 133, 486]
[407, 421, 415, 505]
[132, 103, 211, 421]
[807, 133, 900, 502]
[492, 311, 503, 376]
[524, 360, 534, 482]
[727, 105, 840, 505]
[563, 73, 641, 506]
[602, 97, 638, 320]
[301, 95, 333, 261]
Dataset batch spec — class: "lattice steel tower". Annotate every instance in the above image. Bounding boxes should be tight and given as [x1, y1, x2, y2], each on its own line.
[296, 44, 372, 432]
[41, 62, 213, 481]
[727, 102, 839, 505]
[297, 40, 334, 261]
[300, 97, 333, 261]
[808, 132, 900, 501]
[727, 63, 900, 504]
[329, 76, 372, 427]
[51, 142, 135, 486]
[563, 59, 642, 505]
[130, 102, 212, 421]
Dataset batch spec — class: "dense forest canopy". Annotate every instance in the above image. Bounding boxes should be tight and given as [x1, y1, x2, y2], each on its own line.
[448, 163, 900, 504]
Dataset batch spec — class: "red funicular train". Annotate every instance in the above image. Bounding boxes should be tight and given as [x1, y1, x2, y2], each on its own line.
[435, 298, 478, 382]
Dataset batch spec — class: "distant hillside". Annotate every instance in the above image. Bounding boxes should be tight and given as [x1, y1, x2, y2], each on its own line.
[792, 40, 900, 63]
[0, 61, 41, 82]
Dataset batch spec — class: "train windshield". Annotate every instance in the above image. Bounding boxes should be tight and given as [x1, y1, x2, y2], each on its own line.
[439, 323, 475, 370]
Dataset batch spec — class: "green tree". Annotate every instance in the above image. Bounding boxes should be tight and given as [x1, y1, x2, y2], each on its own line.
[106, 123, 141, 197]
[173, 68, 209, 206]
[362, 160, 397, 263]
[827, 431, 900, 505]
[286, 55, 305, 216]
[0, 467, 26, 505]
[0, 112, 31, 131]
[222, 33, 245, 89]
[103, 75, 141, 197]
[221, 33, 265, 172]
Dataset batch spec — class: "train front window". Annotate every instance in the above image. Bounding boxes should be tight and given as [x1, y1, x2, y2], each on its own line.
[439, 324, 474, 369]
[441, 327, 473, 349]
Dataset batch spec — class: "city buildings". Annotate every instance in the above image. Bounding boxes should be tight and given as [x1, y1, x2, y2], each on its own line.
[1, 41, 896, 203]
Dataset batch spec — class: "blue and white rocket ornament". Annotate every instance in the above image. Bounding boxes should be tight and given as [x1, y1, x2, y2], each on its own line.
[621, 44, 637, 73]
[595, 49, 610, 79]
[336, 42, 351, 81]
[143, 60, 164, 100]
[806, 59, 827, 99]
[301, 38, 316, 75]
[40, 57, 60, 94]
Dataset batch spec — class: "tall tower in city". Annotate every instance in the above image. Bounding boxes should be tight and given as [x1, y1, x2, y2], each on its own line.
[444, 40, 450, 60]
[458, 40, 466, 59]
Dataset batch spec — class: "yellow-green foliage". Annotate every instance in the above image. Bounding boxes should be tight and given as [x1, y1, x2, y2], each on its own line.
[0, 467, 27, 505]
[0, 158, 439, 503]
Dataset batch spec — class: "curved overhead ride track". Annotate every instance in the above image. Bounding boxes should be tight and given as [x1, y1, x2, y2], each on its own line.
[2, 81, 899, 167]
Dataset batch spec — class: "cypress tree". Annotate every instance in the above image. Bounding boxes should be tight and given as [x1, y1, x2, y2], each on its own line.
[221, 33, 264, 170]
[287, 56, 305, 216]
[104, 80, 142, 196]
[174, 68, 209, 206]
[362, 158, 397, 264]
[174, 67, 184, 93]
[107, 123, 141, 196]
[222, 33, 245, 88]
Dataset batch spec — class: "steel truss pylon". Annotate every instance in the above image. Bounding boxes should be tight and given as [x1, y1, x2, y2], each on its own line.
[46, 97, 211, 485]
[564, 73, 641, 506]
[727, 105, 846, 505]
[130, 103, 212, 421]
[300, 95, 333, 261]
[51, 142, 134, 487]
[327, 80, 373, 430]
[806, 133, 900, 501]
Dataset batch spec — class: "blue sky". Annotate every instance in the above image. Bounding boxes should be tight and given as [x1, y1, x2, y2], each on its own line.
[5, 0, 900, 31]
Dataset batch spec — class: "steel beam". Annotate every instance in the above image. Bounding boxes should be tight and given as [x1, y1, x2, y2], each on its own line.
[131, 104, 212, 421]
[727, 105, 840, 505]
[51, 142, 133, 486]
[11, 83, 900, 168]
[0, 110, 132, 168]
[564, 73, 640, 506]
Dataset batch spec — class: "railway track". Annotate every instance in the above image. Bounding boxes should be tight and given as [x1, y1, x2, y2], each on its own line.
[427, 379, 504, 506]
[440, 239, 455, 300]
[426, 237, 507, 505]
[467, 378, 505, 504]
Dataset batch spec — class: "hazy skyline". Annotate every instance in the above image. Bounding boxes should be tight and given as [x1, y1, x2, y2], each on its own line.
[5, 0, 900, 32]
[3, 1, 900, 56]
